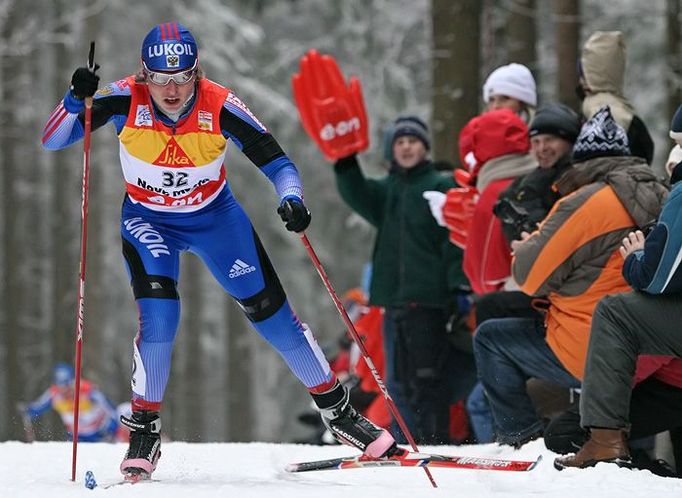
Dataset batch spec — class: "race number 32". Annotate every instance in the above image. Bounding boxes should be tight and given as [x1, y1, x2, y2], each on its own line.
[162, 171, 189, 188]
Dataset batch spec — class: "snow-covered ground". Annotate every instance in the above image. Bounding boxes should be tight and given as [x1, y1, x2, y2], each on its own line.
[2, 439, 681, 497]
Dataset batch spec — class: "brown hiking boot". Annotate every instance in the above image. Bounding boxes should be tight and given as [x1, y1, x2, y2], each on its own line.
[554, 428, 631, 470]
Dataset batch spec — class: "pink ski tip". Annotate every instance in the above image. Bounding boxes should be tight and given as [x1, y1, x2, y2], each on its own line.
[364, 430, 396, 459]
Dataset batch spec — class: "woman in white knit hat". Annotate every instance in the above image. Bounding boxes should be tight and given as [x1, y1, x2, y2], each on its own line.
[482, 63, 537, 124]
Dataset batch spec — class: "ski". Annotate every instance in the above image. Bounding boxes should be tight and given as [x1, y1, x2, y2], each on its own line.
[84, 470, 156, 490]
[99, 478, 157, 490]
[286, 449, 541, 473]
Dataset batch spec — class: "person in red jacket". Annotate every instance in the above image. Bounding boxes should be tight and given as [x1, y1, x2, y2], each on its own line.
[458, 109, 537, 295]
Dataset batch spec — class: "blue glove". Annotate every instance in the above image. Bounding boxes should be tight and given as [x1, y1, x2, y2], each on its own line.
[277, 197, 311, 233]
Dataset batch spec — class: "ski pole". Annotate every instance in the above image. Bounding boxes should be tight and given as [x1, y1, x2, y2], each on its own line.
[298, 233, 438, 488]
[71, 41, 96, 482]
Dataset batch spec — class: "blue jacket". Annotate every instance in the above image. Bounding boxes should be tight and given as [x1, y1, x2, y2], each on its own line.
[623, 181, 682, 294]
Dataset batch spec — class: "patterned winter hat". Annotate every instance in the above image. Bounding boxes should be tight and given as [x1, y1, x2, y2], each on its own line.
[141, 22, 198, 72]
[392, 116, 430, 150]
[572, 106, 630, 162]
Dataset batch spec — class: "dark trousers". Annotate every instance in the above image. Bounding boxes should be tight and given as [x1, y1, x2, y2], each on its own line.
[390, 306, 453, 444]
[473, 317, 580, 446]
[545, 377, 682, 474]
[580, 291, 682, 429]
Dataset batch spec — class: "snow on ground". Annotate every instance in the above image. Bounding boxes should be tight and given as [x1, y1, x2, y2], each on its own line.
[1, 439, 681, 498]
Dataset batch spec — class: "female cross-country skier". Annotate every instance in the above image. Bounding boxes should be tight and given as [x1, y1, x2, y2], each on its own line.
[42, 21, 396, 480]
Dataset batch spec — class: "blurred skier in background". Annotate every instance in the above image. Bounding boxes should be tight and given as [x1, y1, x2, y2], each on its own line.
[18, 363, 120, 442]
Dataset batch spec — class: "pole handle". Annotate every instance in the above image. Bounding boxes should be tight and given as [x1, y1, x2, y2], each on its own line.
[85, 41, 96, 110]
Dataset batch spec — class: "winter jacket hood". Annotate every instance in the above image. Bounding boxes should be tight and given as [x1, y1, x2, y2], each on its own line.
[555, 156, 667, 228]
[473, 109, 529, 169]
[580, 31, 635, 129]
[581, 31, 626, 95]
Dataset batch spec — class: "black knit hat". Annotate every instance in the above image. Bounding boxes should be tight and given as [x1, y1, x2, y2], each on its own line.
[392, 116, 430, 150]
[529, 103, 581, 143]
[572, 106, 630, 162]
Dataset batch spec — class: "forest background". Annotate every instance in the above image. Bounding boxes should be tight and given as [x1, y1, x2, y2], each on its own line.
[1, 0, 679, 443]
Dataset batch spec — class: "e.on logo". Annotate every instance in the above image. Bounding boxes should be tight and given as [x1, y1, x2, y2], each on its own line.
[319, 117, 360, 141]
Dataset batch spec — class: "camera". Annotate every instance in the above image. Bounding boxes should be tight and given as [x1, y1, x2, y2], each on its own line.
[493, 198, 537, 239]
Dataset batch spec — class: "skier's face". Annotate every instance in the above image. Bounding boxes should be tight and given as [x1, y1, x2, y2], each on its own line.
[393, 135, 427, 169]
[147, 74, 196, 115]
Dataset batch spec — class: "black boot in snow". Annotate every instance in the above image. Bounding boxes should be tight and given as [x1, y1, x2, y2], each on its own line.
[119, 411, 162, 480]
[311, 381, 397, 458]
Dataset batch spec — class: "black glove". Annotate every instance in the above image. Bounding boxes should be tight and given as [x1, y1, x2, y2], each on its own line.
[70, 64, 100, 100]
[277, 197, 311, 233]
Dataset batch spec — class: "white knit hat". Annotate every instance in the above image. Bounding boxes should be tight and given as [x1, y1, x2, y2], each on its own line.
[482, 63, 537, 107]
[666, 144, 682, 178]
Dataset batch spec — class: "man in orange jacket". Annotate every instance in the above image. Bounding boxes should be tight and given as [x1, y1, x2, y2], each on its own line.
[473, 107, 667, 447]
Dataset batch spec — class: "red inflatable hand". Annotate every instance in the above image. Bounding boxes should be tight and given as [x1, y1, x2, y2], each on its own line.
[454, 168, 474, 187]
[292, 49, 369, 161]
[443, 187, 479, 249]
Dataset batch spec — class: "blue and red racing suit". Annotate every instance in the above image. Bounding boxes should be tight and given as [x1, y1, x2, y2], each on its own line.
[42, 76, 334, 410]
[26, 380, 119, 441]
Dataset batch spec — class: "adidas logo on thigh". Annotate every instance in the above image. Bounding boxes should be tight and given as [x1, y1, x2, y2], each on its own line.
[229, 258, 256, 278]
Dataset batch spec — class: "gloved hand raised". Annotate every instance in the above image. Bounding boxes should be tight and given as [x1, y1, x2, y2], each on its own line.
[70, 64, 100, 100]
[422, 191, 447, 227]
[277, 197, 311, 233]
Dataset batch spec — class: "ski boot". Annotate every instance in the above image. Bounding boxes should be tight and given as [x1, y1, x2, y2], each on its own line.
[311, 381, 397, 458]
[120, 410, 162, 481]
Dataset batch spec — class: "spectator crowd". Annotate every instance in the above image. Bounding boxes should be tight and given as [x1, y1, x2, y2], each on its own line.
[301, 30, 682, 478]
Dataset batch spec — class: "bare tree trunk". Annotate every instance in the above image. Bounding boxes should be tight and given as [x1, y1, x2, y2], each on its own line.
[555, 0, 581, 111]
[227, 300, 254, 441]
[507, 0, 537, 70]
[667, 0, 682, 123]
[431, 0, 482, 167]
[0, 2, 25, 442]
[49, 46, 79, 371]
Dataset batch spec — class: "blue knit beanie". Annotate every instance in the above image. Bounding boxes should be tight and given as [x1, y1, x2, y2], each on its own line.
[392, 116, 430, 150]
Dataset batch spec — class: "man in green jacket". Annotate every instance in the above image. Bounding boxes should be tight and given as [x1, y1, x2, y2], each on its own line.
[334, 116, 471, 444]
